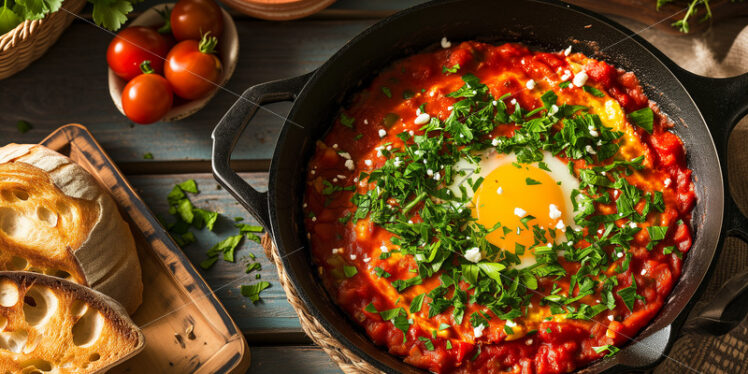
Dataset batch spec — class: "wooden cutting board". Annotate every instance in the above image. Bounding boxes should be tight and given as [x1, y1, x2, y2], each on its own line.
[567, 0, 748, 35]
[40, 124, 251, 374]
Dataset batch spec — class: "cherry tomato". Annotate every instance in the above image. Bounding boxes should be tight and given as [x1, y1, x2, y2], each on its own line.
[164, 35, 223, 100]
[122, 62, 173, 125]
[170, 0, 223, 41]
[107, 27, 170, 81]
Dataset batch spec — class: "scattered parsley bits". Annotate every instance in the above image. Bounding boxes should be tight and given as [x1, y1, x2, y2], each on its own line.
[593, 344, 620, 357]
[16, 120, 32, 133]
[627, 107, 654, 133]
[343, 265, 358, 278]
[340, 113, 355, 128]
[582, 85, 605, 97]
[525, 177, 542, 185]
[442, 63, 460, 75]
[143, 152, 154, 159]
[241, 281, 271, 303]
[381, 86, 392, 98]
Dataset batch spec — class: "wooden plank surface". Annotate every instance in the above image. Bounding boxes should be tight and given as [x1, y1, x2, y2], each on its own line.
[247, 346, 340, 374]
[127, 172, 312, 343]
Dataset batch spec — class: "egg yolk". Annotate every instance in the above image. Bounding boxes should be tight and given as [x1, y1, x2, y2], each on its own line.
[473, 163, 567, 264]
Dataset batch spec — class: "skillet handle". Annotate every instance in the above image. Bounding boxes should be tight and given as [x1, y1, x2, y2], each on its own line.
[673, 69, 748, 335]
[211, 73, 312, 229]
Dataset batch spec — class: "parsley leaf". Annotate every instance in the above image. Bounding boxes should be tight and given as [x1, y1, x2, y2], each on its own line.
[628, 107, 654, 133]
[91, 0, 133, 31]
[343, 265, 358, 278]
[241, 281, 270, 303]
[582, 85, 605, 97]
[16, 120, 32, 133]
[525, 177, 542, 185]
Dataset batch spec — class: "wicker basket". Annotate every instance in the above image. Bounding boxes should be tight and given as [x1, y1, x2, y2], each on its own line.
[0, 0, 87, 80]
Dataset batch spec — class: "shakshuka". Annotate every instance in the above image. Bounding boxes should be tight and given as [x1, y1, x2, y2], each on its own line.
[303, 40, 695, 374]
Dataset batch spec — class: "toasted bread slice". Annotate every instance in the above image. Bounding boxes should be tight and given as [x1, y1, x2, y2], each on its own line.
[0, 271, 144, 373]
[0, 144, 142, 314]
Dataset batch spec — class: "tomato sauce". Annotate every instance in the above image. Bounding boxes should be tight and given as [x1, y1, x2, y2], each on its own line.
[303, 41, 695, 373]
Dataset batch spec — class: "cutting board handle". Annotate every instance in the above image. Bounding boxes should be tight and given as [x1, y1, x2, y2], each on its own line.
[211, 72, 313, 229]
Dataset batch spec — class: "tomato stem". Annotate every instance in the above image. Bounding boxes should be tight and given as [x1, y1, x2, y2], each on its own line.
[199, 32, 219, 54]
[156, 7, 172, 34]
[140, 60, 155, 74]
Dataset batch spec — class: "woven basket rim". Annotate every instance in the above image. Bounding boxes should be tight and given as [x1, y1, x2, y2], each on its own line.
[0, 0, 87, 51]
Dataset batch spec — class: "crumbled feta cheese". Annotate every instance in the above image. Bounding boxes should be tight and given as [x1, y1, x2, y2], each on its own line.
[555, 220, 565, 230]
[510, 98, 517, 105]
[303, 203, 308, 208]
[597, 229, 603, 235]
[427, 169, 434, 176]
[664, 178, 672, 187]
[380, 246, 389, 253]
[409, 130, 415, 136]
[447, 106, 453, 111]
[549, 104, 559, 116]
[393, 157, 402, 167]
[564, 45, 572, 56]
[585, 145, 597, 155]
[332, 248, 343, 254]
[350, 254, 356, 260]
[310, 170, 316, 175]
[641, 269, 647, 275]
[492, 100, 498, 106]
[416, 108, 421, 116]
[526, 339, 533, 345]
[525, 79, 536, 90]
[337, 175, 346, 179]
[464, 247, 482, 263]
[506, 320, 517, 327]
[386, 145, 392, 151]
[364, 159, 373, 167]
[514, 207, 527, 217]
[332, 178, 338, 182]
[473, 325, 485, 338]
[629, 222, 637, 228]
[429, 91, 435, 97]
[491, 138, 501, 146]
[573, 71, 589, 87]
[496, 187, 503, 194]
[364, 119, 368, 124]
[616, 251, 623, 258]
[311, 216, 317, 222]
[332, 144, 338, 149]
[440, 37, 451, 49]
[378, 129, 387, 138]
[345, 160, 355, 170]
[339, 152, 351, 160]
[549, 204, 562, 219]
[415, 113, 431, 125]
[433, 172, 441, 181]
[589, 129, 599, 137]
[607, 315, 614, 321]
[561, 71, 571, 81]
[363, 257, 371, 263]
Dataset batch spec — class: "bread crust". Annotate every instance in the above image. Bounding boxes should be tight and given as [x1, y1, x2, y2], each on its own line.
[0, 271, 145, 373]
[0, 144, 143, 314]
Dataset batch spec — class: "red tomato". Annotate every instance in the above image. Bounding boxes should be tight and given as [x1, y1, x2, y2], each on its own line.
[170, 0, 224, 41]
[107, 27, 170, 81]
[164, 35, 222, 100]
[122, 62, 173, 125]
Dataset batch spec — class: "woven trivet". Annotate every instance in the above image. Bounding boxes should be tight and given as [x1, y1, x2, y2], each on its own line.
[261, 234, 383, 374]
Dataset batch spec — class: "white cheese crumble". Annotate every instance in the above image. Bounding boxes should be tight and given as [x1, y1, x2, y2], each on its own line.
[492, 100, 498, 106]
[616, 251, 623, 258]
[363, 119, 368, 124]
[311, 216, 317, 222]
[491, 138, 501, 146]
[549, 204, 562, 219]
[549, 104, 559, 116]
[564, 45, 572, 56]
[464, 247, 482, 263]
[585, 145, 597, 155]
[378, 129, 387, 138]
[641, 269, 647, 275]
[473, 324, 486, 338]
[363, 257, 371, 263]
[380, 246, 389, 253]
[496, 187, 503, 195]
[337, 174, 346, 179]
[607, 315, 614, 321]
[664, 178, 672, 187]
[350, 254, 356, 260]
[332, 144, 338, 149]
[629, 222, 637, 228]
[440, 37, 451, 49]
[345, 160, 355, 170]
[339, 152, 351, 160]
[573, 71, 589, 87]
[433, 172, 441, 181]
[555, 220, 565, 230]
[510, 98, 517, 105]
[364, 159, 373, 167]
[514, 207, 527, 217]
[525, 79, 536, 90]
[332, 248, 343, 254]
[415, 113, 431, 125]
[506, 320, 517, 327]
[427, 169, 434, 176]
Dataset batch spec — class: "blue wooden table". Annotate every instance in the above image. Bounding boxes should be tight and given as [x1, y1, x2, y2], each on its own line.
[2, 1, 747, 372]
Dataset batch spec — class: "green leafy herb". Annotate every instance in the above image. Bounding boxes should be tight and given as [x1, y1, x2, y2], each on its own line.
[582, 85, 605, 97]
[628, 107, 654, 133]
[525, 178, 542, 185]
[340, 113, 355, 128]
[442, 63, 460, 74]
[143, 152, 154, 160]
[178, 179, 199, 193]
[593, 344, 620, 357]
[241, 281, 270, 303]
[16, 120, 32, 133]
[343, 265, 358, 278]
[381, 86, 392, 98]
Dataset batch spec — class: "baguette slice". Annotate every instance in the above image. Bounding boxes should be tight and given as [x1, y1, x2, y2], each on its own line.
[0, 144, 143, 314]
[0, 271, 145, 373]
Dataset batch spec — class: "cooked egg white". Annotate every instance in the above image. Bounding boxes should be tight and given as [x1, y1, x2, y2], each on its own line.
[449, 150, 580, 267]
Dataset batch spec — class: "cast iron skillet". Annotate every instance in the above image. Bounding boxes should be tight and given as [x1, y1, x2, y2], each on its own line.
[212, 0, 748, 372]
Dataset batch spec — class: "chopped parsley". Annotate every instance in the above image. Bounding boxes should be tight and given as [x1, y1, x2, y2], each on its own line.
[241, 281, 271, 303]
[628, 107, 654, 133]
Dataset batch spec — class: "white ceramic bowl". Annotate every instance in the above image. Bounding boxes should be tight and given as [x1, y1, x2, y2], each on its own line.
[108, 3, 239, 122]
